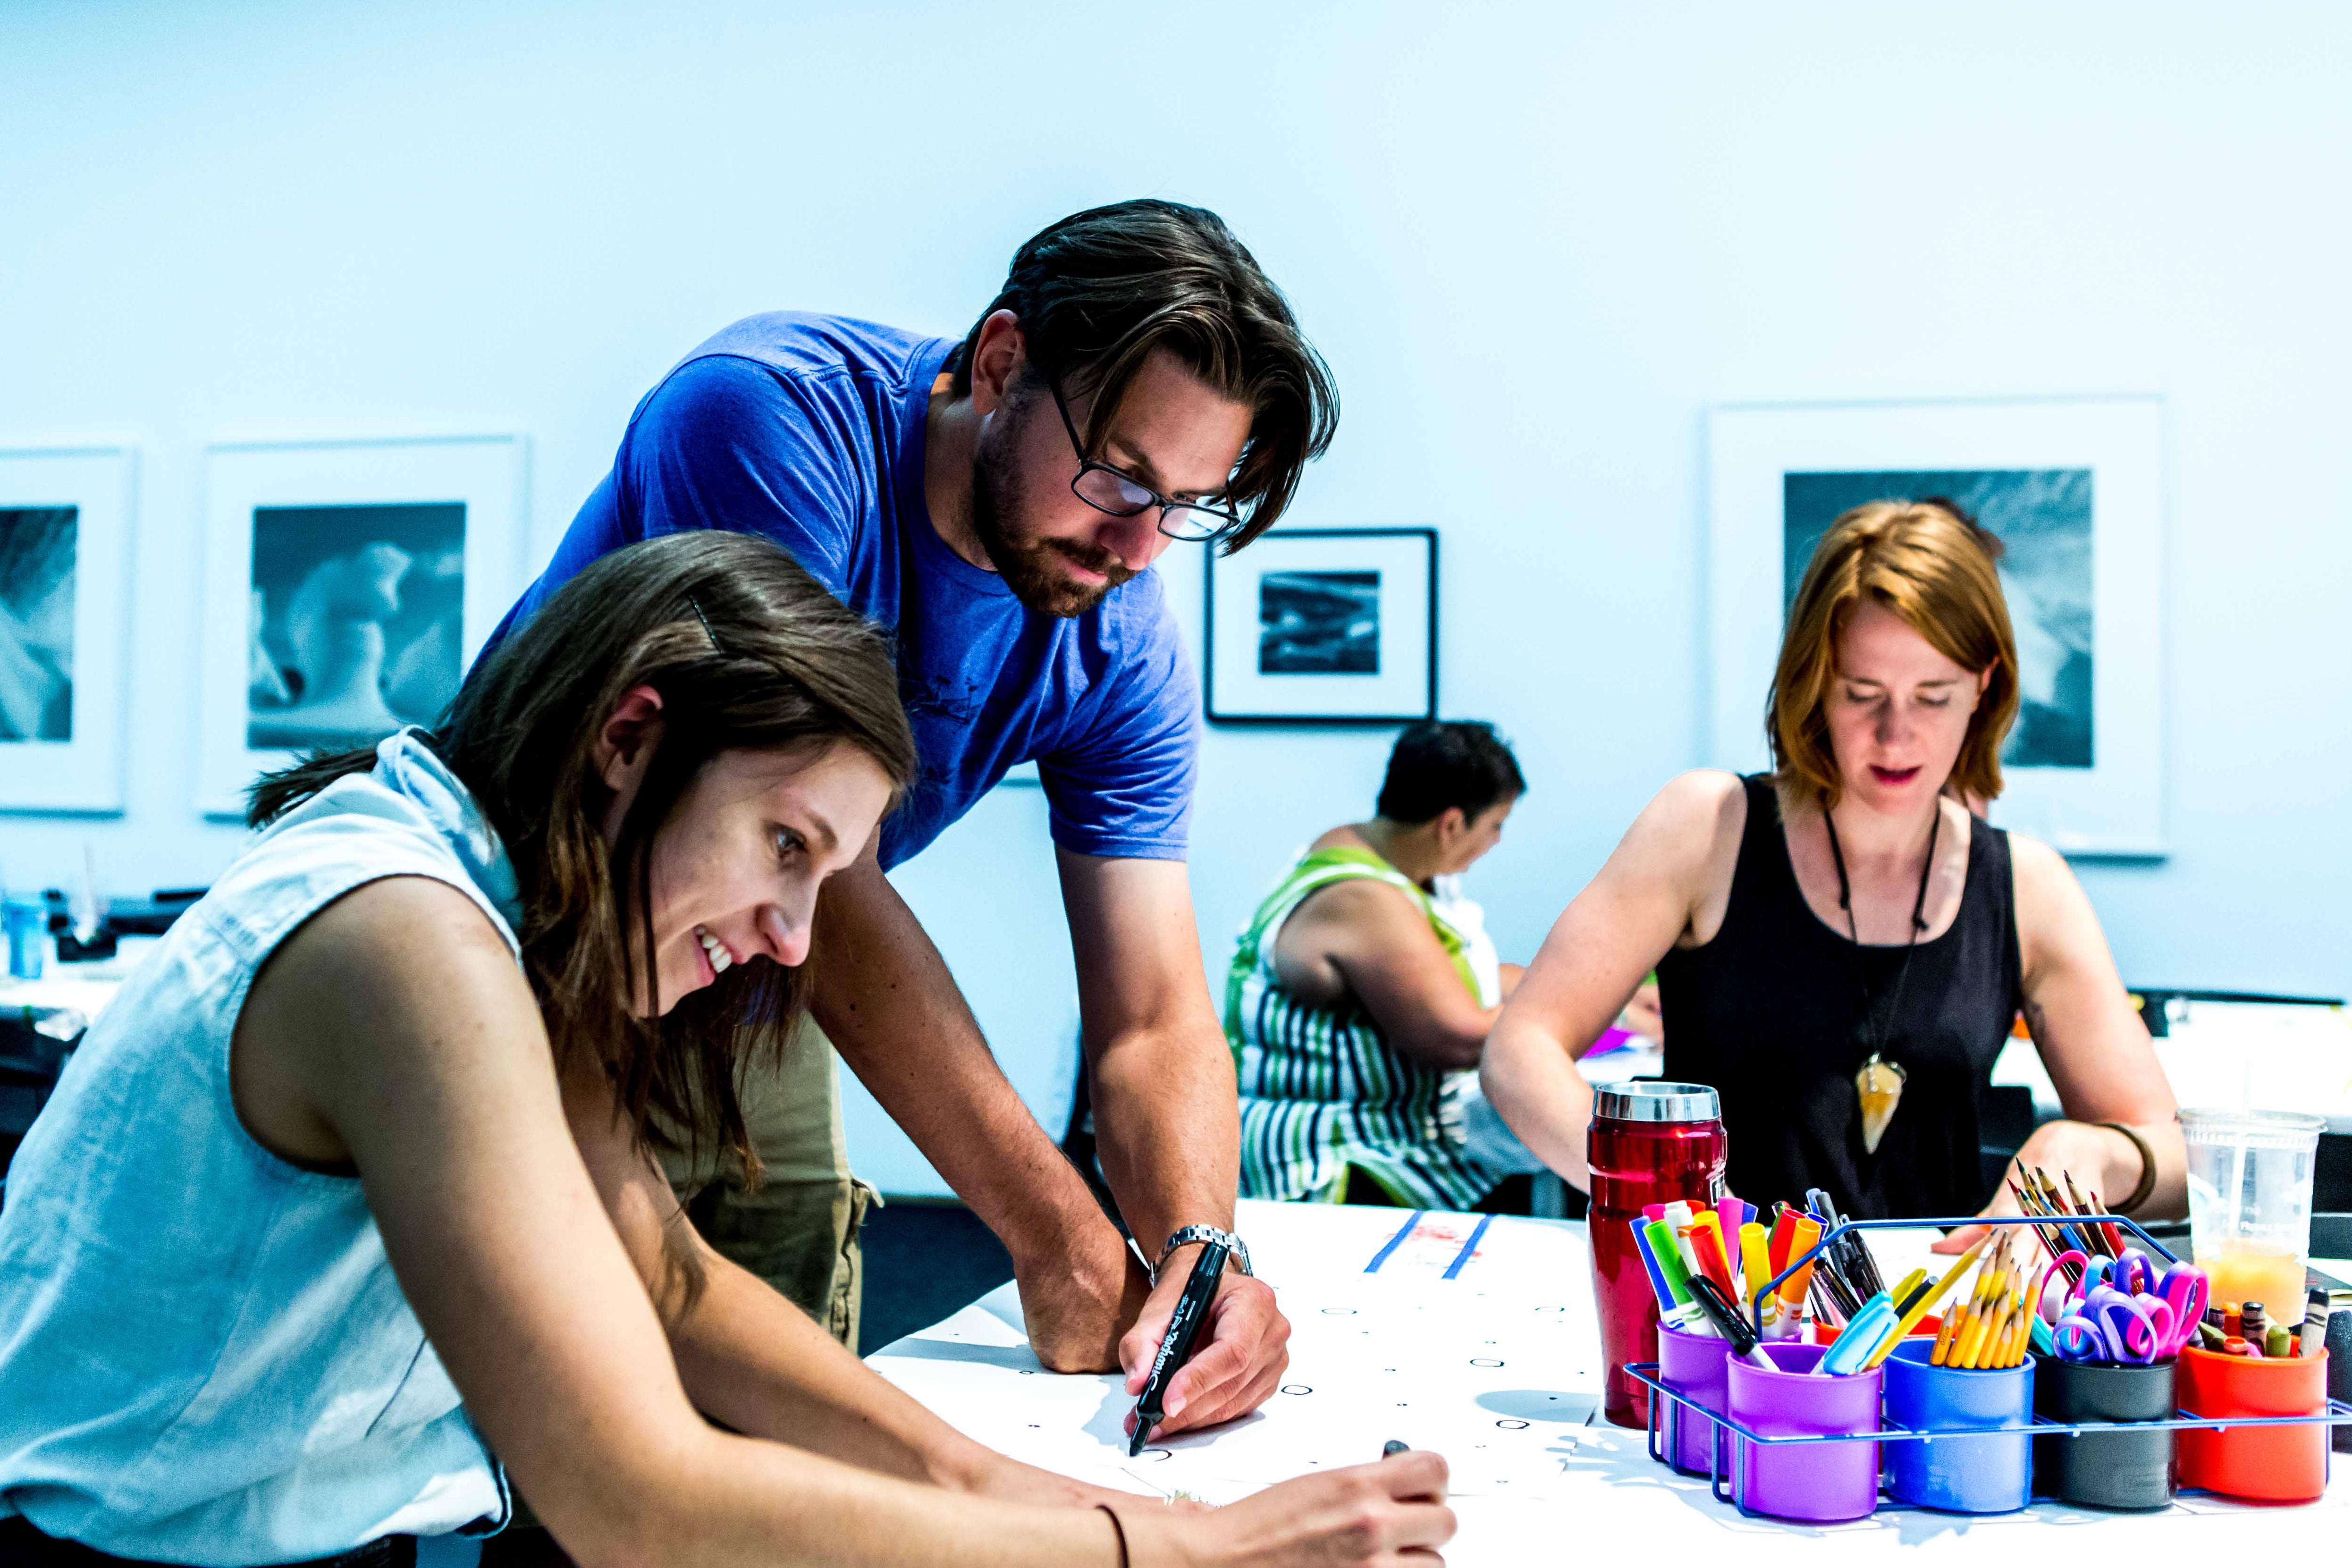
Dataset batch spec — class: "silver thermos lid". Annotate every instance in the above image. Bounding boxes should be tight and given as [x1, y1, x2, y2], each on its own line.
[1591, 1080, 1721, 1124]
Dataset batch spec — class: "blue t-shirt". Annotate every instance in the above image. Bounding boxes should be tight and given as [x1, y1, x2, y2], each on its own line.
[494, 313, 1197, 870]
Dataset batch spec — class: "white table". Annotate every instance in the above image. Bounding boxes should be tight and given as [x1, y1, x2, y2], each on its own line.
[869, 1198, 2346, 1563]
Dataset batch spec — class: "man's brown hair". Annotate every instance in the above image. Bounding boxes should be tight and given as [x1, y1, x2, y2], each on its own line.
[1769, 499, 2021, 809]
[947, 198, 1338, 550]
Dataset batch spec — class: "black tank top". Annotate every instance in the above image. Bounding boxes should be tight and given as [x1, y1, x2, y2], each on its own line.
[1655, 774, 2024, 1220]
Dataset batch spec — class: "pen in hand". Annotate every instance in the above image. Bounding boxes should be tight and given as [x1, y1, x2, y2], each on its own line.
[1128, 1241, 1230, 1456]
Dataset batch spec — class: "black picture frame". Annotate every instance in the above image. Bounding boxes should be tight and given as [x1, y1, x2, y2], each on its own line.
[1203, 526, 1438, 726]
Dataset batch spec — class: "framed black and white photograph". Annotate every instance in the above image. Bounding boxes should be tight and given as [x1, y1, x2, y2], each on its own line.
[1709, 398, 2164, 855]
[200, 436, 527, 817]
[0, 447, 134, 814]
[1205, 527, 1436, 725]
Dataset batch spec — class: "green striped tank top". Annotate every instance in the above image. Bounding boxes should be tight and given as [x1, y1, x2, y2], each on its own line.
[1224, 846, 1503, 1211]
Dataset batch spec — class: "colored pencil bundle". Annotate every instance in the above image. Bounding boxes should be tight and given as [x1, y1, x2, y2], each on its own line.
[2004, 1160, 2124, 1281]
[1927, 1231, 2038, 1369]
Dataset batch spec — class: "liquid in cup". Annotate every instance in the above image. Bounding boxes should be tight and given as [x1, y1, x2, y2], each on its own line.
[1588, 1081, 1727, 1428]
[2180, 1107, 2325, 1325]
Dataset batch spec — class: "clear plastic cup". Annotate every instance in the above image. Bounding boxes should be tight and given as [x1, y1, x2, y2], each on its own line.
[2179, 1107, 2326, 1325]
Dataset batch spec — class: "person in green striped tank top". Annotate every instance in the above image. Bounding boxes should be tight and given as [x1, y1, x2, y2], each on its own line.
[1227, 722, 1549, 1210]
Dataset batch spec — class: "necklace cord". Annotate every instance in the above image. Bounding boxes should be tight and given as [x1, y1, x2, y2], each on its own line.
[1824, 800, 1943, 1065]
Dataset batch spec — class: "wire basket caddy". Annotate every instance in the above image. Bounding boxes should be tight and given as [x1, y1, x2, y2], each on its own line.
[1627, 1214, 2352, 1518]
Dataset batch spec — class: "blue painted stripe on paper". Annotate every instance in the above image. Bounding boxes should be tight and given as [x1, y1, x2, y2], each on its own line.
[1364, 1211, 1424, 1273]
[1442, 1213, 1497, 1280]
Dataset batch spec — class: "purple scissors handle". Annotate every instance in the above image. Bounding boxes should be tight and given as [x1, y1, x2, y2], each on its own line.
[2151, 1265, 2208, 1356]
[2084, 1287, 2164, 1364]
[2052, 1314, 2108, 1361]
[2108, 1250, 2158, 1298]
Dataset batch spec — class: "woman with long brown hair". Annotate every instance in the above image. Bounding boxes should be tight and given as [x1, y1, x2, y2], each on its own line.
[0, 531, 1451, 1568]
[1480, 501, 2185, 1239]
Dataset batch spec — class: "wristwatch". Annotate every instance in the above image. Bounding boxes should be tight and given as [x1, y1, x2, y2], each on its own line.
[1156, 1224, 1253, 1282]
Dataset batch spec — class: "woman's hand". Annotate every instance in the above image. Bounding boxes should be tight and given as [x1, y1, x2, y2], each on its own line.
[1132, 1453, 1456, 1566]
[1931, 1122, 2145, 1254]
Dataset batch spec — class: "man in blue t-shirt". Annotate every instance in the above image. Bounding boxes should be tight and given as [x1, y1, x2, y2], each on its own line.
[495, 200, 1336, 1443]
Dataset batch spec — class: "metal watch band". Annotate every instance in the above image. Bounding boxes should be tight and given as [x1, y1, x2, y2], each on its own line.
[1157, 1224, 1252, 1280]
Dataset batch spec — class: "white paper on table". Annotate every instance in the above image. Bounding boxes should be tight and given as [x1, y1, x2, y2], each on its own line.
[869, 1203, 1604, 1503]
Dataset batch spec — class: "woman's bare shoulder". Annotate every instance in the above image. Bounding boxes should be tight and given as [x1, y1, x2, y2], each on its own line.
[1628, 769, 1750, 859]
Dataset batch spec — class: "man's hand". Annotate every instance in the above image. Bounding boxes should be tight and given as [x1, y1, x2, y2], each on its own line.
[1119, 1251, 1291, 1442]
[1018, 1222, 1153, 1374]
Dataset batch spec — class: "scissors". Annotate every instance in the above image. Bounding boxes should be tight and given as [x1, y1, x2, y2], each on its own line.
[2148, 1264, 2208, 1356]
[2042, 1250, 2091, 1307]
[2053, 1287, 2169, 1364]
[2108, 1249, 2158, 1298]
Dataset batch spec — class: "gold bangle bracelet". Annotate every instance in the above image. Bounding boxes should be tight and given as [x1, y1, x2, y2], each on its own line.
[2098, 1121, 2159, 1214]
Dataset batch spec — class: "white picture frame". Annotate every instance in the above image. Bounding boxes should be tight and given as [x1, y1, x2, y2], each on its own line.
[199, 435, 528, 818]
[0, 446, 135, 813]
[1708, 397, 2166, 857]
[1205, 527, 1437, 725]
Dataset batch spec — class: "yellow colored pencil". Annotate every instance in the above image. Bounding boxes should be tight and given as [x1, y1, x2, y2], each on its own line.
[2010, 1270, 2048, 1368]
[1968, 1239, 2023, 1364]
[1862, 1235, 1988, 1371]
[1981, 1290, 2022, 1369]
[1953, 1266, 2005, 1368]
[1985, 1287, 2025, 1369]
[1939, 1241, 1999, 1367]
[1932, 1300, 1968, 1366]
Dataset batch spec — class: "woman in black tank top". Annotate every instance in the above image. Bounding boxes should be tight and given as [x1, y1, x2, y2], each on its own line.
[1654, 775, 2019, 1217]
[1481, 500, 2188, 1239]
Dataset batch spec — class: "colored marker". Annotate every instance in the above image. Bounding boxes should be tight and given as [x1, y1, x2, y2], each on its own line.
[1643, 1220, 1695, 1307]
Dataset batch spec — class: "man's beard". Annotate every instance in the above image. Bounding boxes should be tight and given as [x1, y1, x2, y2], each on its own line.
[969, 402, 1137, 618]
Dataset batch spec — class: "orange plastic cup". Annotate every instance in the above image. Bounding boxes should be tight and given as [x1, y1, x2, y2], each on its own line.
[2175, 1345, 2329, 1501]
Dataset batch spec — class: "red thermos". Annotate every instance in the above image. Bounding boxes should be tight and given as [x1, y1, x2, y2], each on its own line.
[1587, 1081, 1727, 1428]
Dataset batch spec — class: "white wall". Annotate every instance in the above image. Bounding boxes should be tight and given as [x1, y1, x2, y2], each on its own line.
[5, 1, 2348, 1197]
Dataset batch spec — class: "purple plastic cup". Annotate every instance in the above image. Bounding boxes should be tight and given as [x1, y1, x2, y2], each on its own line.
[1656, 1322, 1733, 1474]
[1725, 1340, 1883, 1522]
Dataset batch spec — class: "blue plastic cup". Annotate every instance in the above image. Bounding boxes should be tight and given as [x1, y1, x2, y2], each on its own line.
[4, 900, 44, 980]
[1880, 1340, 2034, 1513]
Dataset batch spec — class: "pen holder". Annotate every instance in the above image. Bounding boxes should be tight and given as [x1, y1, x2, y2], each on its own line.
[1880, 1341, 2033, 1514]
[2032, 1357, 2176, 1511]
[1655, 1323, 1731, 1475]
[2176, 1345, 2329, 1501]
[1725, 1342, 1882, 1522]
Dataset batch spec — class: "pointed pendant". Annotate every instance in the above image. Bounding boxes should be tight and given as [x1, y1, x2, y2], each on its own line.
[1855, 1051, 1906, 1155]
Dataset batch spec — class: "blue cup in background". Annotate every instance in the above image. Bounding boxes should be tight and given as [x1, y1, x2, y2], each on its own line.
[4, 900, 45, 980]
[1880, 1339, 2034, 1513]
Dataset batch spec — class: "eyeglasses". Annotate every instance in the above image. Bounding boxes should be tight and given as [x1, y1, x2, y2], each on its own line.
[1045, 374, 1242, 543]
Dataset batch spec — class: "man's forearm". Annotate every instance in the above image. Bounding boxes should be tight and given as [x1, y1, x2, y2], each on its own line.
[1087, 1018, 1239, 1264]
[810, 857, 1117, 1271]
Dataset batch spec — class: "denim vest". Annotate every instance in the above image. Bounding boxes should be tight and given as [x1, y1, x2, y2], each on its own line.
[0, 732, 517, 1561]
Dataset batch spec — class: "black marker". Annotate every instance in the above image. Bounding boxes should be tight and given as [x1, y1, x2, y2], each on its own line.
[1383, 1440, 1409, 1458]
[1130, 1240, 1229, 1456]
